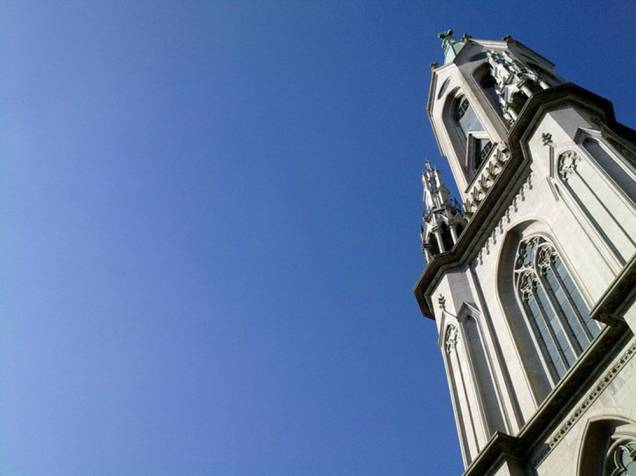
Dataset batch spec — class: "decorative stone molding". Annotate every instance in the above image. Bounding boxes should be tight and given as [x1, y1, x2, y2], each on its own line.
[541, 132, 553, 146]
[532, 340, 636, 466]
[536, 245, 557, 270]
[445, 325, 458, 355]
[557, 150, 580, 181]
[473, 171, 534, 267]
[464, 144, 512, 215]
[517, 270, 538, 299]
[438, 294, 447, 310]
[486, 50, 553, 125]
[607, 437, 636, 474]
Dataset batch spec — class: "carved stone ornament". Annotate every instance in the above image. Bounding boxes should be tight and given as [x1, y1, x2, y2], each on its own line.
[536, 245, 557, 271]
[541, 132, 553, 146]
[606, 439, 636, 475]
[532, 341, 636, 467]
[437, 294, 447, 310]
[517, 271, 538, 300]
[444, 325, 458, 355]
[557, 150, 580, 181]
[486, 49, 552, 126]
[463, 144, 511, 214]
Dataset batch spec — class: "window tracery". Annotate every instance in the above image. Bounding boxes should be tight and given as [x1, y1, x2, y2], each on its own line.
[606, 438, 636, 475]
[514, 236, 599, 382]
[576, 419, 636, 476]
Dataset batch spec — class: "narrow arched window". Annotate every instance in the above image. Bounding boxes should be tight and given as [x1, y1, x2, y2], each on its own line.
[582, 137, 636, 203]
[439, 223, 454, 252]
[474, 64, 502, 116]
[514, 236, 600, 382]
[453, 96, 484, 141]
[452, 95, 492, 175]
[480, 75, 501, 113]
[510, 91, 529, 115]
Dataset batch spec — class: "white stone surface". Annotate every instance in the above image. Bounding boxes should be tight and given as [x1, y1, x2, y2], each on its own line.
[420, 35, 636, 473]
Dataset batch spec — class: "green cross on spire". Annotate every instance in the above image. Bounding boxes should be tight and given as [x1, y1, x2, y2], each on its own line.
[437, 28, 466, 64]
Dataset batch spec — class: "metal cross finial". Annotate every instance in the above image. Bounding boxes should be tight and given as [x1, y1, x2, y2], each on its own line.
[437, 28, 454, 49]
[438, 28, 453, 40]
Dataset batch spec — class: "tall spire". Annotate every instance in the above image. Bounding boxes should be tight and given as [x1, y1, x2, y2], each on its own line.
[420, 162, 466, 261]
[422, 161, 450, 211]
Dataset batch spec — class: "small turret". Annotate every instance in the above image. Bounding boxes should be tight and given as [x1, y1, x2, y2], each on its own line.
[420, 162, 467, 262]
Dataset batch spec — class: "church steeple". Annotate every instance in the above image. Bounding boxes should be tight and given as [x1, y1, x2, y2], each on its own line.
[416, 32, 636, 474]
[420, 161, 466, 261]
[426, 33, 563, 196]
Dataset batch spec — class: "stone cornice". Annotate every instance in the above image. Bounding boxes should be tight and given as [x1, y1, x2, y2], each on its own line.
[461, 432, 520, 476]
[461, 324, 633, 476]
[413, 83, 636, 319]
[463, 143, 511, 214]
[532, 336, 636, 466]
[589, 254, 636, 324]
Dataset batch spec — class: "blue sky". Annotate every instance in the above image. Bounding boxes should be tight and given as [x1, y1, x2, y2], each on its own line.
[1, 1, 635, 475]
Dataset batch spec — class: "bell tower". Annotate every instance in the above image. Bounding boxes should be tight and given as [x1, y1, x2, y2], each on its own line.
[415, 31, 636, 475]
[427, 30, 562, 199]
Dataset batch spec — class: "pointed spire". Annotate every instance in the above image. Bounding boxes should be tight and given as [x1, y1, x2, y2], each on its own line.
[420, 161, 467, 261]
[422, 161, 450, 212]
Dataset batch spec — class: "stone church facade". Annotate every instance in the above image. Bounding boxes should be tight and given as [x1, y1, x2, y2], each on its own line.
[413, 31, 636, 475]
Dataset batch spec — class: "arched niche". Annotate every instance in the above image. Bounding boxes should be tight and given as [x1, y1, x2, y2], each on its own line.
[457, 304, 507, 435]
[473, 62, 503, 117]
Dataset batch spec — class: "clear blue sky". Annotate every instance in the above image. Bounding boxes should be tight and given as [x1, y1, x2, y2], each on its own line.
[1, 1, 635, 475]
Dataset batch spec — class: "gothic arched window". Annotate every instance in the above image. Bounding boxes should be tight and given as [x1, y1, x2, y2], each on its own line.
[578, 419, 636, 476]
[438, 223, 454, 252]
[606, 438, 636, 475]
[510, 91, 529, 116]
[582, 137, 636, 204]
[453, 95, 484, 140]
[474, 63, 502, 116]
[514, 236, 600, 382]
[452, 95, 492, 174]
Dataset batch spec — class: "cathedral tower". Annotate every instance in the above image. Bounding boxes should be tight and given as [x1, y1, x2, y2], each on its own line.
[414, 31, 636, 475]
